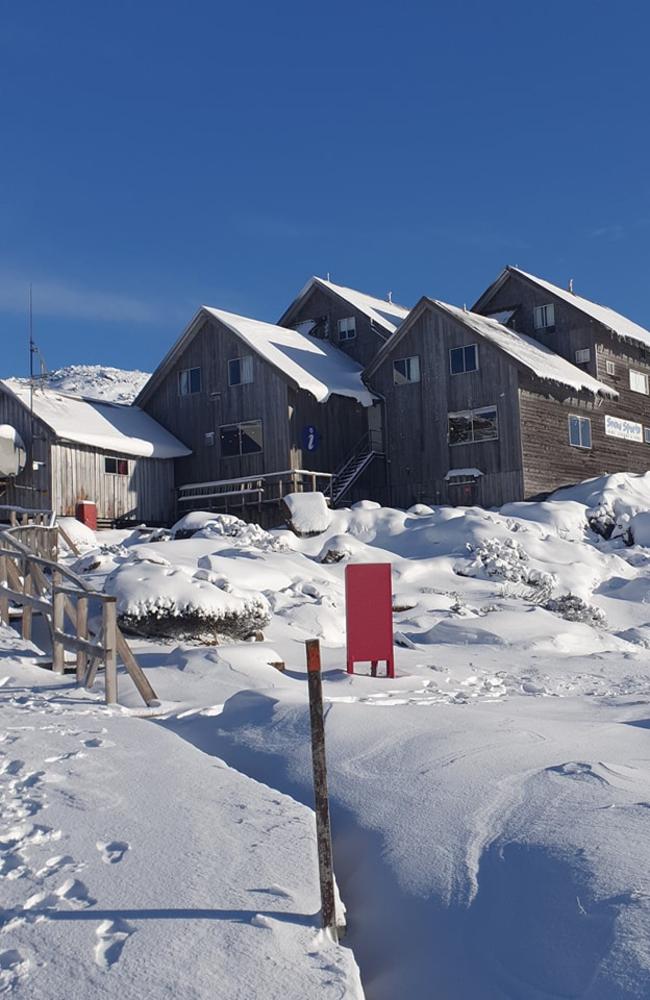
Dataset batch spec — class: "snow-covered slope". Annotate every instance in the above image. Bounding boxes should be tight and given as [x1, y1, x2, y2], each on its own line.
[11, 365, 150, 403]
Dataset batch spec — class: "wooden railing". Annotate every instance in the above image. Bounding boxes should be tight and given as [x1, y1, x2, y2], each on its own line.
[177, 468, 335, 514]
[0, 525, 157, 708]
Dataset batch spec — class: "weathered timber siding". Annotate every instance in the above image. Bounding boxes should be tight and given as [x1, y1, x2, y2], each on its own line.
[288, 387, 369, 473]
[142, 317, 291, 486]
[370, 305, 524, 508]
[0, 388, 53, 511]
[50, 444, 174, 522]
[281, 285, 391, 368]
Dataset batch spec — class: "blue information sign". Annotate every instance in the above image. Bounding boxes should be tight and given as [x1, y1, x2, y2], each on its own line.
[302, 424, 320, 452]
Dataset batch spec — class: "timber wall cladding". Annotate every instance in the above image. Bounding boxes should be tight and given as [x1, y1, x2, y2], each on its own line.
[283, 285, 390, 368]
[289, 386, 369, 475]
[0, 389, 52, 510]
[50, 444, 175, 521]
[371, 306, 524, 508]
[143, 317, 292, 485]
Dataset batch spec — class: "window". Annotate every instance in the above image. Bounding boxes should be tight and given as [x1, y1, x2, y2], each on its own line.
[337, 317, 356, 342]
[204, 431, 215, 447]
[534, 303, 555, 330]
[645, 427, 650, 445]
[228, 356, 253, 386]
[105, 457, 129, 475]
[178, 367, 201, 395]
[575, 349, 591, 364]
[605, 359, 616, 377]
[448, 406, 498, 445]
[393, 356, 421, 385]
[568, 415, 591, 449]
[630, 370, 649, 395]
[219, 420, 263, 457]
[450, 344, 479, 375]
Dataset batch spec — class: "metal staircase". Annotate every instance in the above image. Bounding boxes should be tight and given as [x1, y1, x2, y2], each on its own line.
[330, 430, 383, 507]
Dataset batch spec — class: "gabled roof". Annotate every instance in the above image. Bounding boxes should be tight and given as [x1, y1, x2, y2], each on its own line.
[1, 381, 191, 459]
[365, 297, 617, 399]
[474, 266, 650, 351]
[135, 306, 374, 408]
[279, 276, 410, 336]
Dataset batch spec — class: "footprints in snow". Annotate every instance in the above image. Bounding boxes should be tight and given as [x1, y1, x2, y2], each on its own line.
[0, 948, 29, 992]
[25, 877, 97, 911]
[97, 840, 129, 865]
[94, 919, 135, 970]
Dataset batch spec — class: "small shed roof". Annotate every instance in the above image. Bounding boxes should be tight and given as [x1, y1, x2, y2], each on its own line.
[477, 266, 650, 351]
[281, 276, 410, 335]
[204, 307, 375, 406]
[1, 381, 191, 459]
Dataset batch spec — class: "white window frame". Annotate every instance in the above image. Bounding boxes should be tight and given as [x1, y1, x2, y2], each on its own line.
[228, 355, 254, 387]
[449, 344, 479, 375]
[337, 317, 356, 342]
[605, 359, 616, 377]
[568, 414, 592, 449]
[575, 348, 591, 364]
[448, 405, 499, 445]
[178, 366, 201, 396]
[104, 457, 129, 476]
[630, 370, 649, 395]
[645, 427, 650, 445]
[393, 355, 421, 385]
[534, 303, 555, 330]
[219, 419, 264, 458]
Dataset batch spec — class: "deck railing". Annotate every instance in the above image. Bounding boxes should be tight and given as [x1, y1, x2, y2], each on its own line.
[177, 468, 335, 514]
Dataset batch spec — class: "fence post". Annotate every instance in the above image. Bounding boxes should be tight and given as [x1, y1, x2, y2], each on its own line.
[103, 597, 118, 704]
[0, 556, 8, 626]
[22, 561, 33, 642]
[76, 595, 89, 684]
[52, 572, 65, 674]
[305, 638, 338, 938]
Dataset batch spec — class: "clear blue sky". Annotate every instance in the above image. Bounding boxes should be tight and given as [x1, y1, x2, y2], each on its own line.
[1, 0, 649, 377]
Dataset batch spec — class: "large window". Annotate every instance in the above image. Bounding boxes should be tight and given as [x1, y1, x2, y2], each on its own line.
[228, 356, 253, 386]
[219, 420, 263, 457]
[534, 303, 555, 330]
[568, 415, 591, 449]
[448, 406, 498, 445]
[630, 370, 649, 395]
[105, 457, 129, 475]
[393, 355, 421, 385]
[178, 367, 201, 395]
[337, 317, 356, 342]
[450, 344, 478, 375]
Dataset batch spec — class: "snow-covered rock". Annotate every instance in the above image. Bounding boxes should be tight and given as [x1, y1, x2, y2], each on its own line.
[283, 491, 331, 536]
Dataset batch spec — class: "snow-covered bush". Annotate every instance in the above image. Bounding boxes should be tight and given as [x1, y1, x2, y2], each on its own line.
[104, 553, 270, 643]
[171, 511, 286, 551]
[317, 534, 374, 563]
[456, 538, 555, 596]
[544, 593, 607, 628]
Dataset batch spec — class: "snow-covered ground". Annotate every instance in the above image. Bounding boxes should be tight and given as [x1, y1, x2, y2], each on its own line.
[5, 472, 650, 997]
[9, 365, 150, 403]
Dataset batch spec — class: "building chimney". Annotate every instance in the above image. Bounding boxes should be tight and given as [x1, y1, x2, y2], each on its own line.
[387, 290, 393, 303]
[568, 278, 574, 294]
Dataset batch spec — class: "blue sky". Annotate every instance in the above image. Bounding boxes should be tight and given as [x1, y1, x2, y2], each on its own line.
[1, 0, 649, 377]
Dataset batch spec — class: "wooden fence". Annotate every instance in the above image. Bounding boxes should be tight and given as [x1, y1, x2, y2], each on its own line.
[0, 524, 157, 707]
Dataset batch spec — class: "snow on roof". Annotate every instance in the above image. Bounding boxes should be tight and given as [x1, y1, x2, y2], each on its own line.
[511, 267, 650, 350]
[1, 381, 191, 459]
[445, 468, 483, 480]
[302, 277, 410, 334]
[204, 307, 375, 406]
[433, 301, 617, 398]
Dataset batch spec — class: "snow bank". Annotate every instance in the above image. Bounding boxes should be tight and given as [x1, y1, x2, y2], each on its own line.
[283, 492, 331, 536]
[57, 516, 98, 552]
[171, 511, 286, 550]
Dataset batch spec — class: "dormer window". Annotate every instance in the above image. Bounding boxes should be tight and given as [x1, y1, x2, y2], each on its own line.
[534, 303, 555, 330]
[337, 317, 356, 342]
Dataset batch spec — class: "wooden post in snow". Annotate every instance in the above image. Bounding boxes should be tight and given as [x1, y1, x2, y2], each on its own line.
[305, 638, 338, 937]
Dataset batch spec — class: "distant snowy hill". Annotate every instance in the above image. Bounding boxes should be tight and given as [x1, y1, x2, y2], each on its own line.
[11, 364, 151, 403]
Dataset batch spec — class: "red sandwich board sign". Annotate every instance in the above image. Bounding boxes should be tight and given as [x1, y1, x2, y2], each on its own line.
[345, 563, 395, 678]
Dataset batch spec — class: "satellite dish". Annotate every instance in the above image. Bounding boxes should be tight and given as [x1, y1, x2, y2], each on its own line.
[0, 425, 27, 478]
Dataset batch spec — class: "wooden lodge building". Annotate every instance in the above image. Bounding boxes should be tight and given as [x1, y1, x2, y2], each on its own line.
[0, 380, 190, 523]
[5, 268, 650, 525]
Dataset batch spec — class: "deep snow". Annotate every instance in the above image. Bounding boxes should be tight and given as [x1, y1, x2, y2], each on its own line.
[5, 472, 650, 997]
